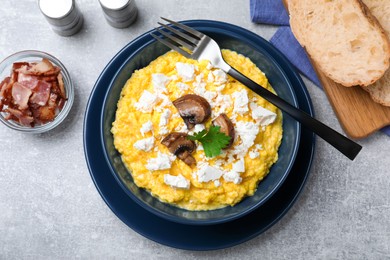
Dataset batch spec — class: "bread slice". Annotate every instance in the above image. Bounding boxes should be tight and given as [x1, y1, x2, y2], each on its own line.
[288, 0, 390, 87]
[362, 72, 390, 106]
[360, 0, 390, 106]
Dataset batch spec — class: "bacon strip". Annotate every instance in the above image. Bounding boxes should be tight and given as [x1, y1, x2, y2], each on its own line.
[57, 73, 66, 99]
[17, 73, 39, 89]
[16, 59, 60, 76]
[5, 107, 34, 126]
[30, 81, 51, 106]
[12, 82, 32, 109]
[0, 77, 11, 98]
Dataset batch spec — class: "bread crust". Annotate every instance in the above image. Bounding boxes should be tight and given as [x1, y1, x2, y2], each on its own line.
[360, 0, 390, 106]
[288, 0, 390, 87]
[362, 73, 390, 106]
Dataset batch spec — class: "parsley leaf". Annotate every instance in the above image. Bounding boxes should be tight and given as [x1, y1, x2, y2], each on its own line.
[187, 125, 231, 157]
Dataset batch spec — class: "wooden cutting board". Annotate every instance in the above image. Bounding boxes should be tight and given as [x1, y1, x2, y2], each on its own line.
[282, 0, 390, 139]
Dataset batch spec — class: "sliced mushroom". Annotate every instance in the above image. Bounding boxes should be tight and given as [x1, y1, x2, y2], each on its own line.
[177, 150, 196, 166]
[161, 132, 196, 166]
[172, 94, 211, 130]
[212, 113, 235, 148]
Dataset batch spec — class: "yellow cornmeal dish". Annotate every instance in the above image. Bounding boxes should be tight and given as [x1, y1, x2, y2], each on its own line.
[111, 50, 283, 211]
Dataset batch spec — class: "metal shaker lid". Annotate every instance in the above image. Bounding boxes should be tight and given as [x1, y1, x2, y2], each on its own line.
[39, 0, 74, 19]
[99, 0, 131, 10]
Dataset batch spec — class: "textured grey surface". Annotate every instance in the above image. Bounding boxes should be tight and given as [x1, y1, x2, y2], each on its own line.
[1, 0, 389, 259]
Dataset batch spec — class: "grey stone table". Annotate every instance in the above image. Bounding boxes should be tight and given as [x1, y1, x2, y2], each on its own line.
[1, 0, 389, 259]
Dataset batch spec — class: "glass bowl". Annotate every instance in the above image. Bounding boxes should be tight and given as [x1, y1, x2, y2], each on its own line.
[0, 50, 74, 133]
[100, 20, 301, 225]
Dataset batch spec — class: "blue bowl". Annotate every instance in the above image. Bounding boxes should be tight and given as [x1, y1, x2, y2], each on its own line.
[100, 20, 301, 225]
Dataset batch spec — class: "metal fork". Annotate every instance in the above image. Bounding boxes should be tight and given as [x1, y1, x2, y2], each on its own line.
[151, 17, 362, 160]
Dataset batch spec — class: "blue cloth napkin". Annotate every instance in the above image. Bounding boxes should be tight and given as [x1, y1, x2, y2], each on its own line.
[250, 0, 390, 136]
[250, 0, 289, 26]
[270, 27, 322, 87]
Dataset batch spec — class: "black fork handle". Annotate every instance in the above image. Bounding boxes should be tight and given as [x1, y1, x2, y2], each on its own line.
[228, 67, 362, 160]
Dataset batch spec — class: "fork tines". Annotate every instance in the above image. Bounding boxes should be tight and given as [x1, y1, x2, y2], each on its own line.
[150, 17, 204, 58]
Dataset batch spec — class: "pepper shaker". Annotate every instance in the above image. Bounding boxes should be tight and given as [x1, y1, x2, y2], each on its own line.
[38, 0, 83, 36]
[99, 0, 138, 28]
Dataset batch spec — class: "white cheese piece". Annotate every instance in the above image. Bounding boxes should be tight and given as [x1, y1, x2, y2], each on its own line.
[214, 93, 230, 105]
[193, 73, 216, 106]
[195, 73, 203, 83]
[214, 180, 221, 187]
[234, 121, 259, 156]
[152, 73, 170, 94]
[169, 75, 178, 81]
[189, 123, 206, 135]
[249, 144, 263, 159]
[196, 143, 204, 151]
[214, 94, 232, 114]
[223, 170, 242, 184]
[146, 152, 174, 171]
[212, 69, 228, 85]
[196, 164, 225, 183]
[193, 83, 206, 96]
[206, 61, 214, 70]
[133, 137, 155, 152]
[250, 102, 277, 126]
[249, 150, 260, 159]
[232, 89, 249, 115]
[223, 158, 245, 184]
[176, 82, 189, 92]
[159, 126, 169, 136]
[159, 109, 171, 127]
[158, 109, 171, 135]
[140, 120, 153, 136]
[235, 121, 259, 147]
[214, 160, 224, 168]
[203, 91, 217, 106]
[164, 174, 190, 189]
[175, 122, 188, 133]
[232, 158, 245, 173]
[134, 90, 158, 113]
[255, 144, 263, 150]
[154, 93, 171, 112]
[230, 114, 237, 124]
[207, 72, 215, 83]
[215, 84, 226, 92]
[194, 123, 205, 132]
[188, 124, 206, 135]
[176, 62, 196, 82]
[226, 152, 236, 164]
[193, 73, 207, 95]
[171, 112, 181, 119]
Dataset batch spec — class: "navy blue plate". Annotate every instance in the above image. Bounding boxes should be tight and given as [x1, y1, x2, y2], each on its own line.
[84, 20, 315, 250]
[100, 21, 301, 225]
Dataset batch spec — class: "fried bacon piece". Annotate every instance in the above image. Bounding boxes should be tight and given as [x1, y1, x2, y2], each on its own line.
[0, 77, 11, 110]
[30, 81, 51, 106]
[0, 58, 67, 127]
[11, 82, 32, 109]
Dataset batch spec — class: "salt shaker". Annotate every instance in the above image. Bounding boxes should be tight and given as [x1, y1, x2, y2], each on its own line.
[99, 0, 138, 28]
[38, 0, 83, 36]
